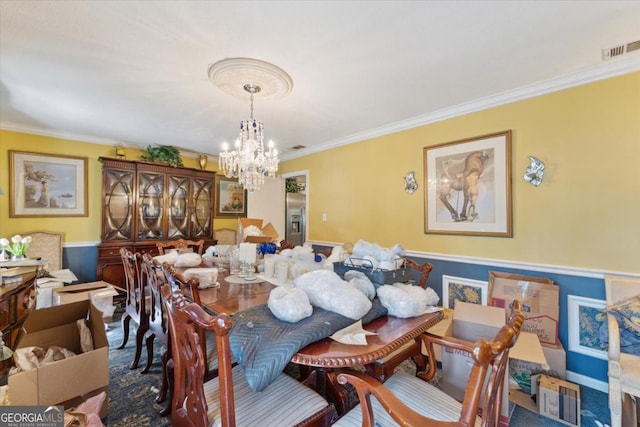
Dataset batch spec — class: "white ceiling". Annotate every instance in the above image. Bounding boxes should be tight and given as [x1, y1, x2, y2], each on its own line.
[1, 1, 639, 160]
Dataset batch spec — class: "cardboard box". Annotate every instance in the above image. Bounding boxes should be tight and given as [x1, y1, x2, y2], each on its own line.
[9, 300, 109, 417]
[510, 341, 566, 395]
[440, 302, 547, 426]
[537, 375, 581, 426]
[489, 271, 560, 348]
[53, 281, 120, 321]
[35, 278, 65, 309]
[240, 218, 279, 243]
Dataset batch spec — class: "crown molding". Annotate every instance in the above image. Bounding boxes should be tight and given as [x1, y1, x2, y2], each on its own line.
[281, 55, 640, 161]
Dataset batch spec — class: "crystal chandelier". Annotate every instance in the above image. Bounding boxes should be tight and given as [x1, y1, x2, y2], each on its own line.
[218, 84, 279, 192]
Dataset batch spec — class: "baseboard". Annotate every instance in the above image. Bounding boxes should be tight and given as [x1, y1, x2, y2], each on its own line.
[566, 370, 608, 393]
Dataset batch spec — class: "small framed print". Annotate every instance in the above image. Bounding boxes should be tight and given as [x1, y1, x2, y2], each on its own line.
[442, 275, 489, 309]
[215, 175, 248, 218]
[567, 295, 607, 360]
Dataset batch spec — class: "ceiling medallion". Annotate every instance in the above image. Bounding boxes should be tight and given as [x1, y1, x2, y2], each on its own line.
[207, 58, 293, 100]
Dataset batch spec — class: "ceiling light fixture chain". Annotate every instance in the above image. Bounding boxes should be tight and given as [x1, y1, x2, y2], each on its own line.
[218, 82, 279, 192]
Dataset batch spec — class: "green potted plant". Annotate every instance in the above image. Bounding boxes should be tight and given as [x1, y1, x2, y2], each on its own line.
[140, 145, 184, 167]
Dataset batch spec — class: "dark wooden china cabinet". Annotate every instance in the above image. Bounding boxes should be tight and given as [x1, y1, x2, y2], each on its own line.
[97, 157, 217, 287]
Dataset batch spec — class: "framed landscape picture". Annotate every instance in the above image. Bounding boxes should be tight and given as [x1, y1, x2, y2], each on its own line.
[9, 150, 88, 217]
[215, 175, 248, 218]
[424, 130, 512, 237]
[442, 275, 489, 309]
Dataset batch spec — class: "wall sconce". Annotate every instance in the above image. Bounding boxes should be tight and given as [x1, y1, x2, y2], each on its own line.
[403, 171, 418, 194]
[524, 156, 545, 186]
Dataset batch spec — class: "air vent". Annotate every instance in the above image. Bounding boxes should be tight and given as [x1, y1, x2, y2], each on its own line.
[290, 145, 306, 150]
[602, 39, 640, 61]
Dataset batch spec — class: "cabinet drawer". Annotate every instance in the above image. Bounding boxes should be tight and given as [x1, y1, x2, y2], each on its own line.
[14, 285, 35, 323]
[99, 246, 131, 258]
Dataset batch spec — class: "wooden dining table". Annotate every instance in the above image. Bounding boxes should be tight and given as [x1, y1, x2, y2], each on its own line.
[292, 310, 443, 415]
[177, 260, 444, 413]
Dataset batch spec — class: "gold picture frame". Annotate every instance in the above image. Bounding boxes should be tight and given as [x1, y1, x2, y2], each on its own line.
[424, 130, 512, 237]
[9, 150, 88, 217]
[215, 175, 248, 218]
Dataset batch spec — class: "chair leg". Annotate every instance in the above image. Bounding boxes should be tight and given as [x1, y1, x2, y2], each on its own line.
[156, 348, 169, 403]
[117, 314, 131, 349]
[158, 358, 174, 417]
[129, 323, 149, 370]
[141, 333, 155, 374]
[609, 383, 622, 427]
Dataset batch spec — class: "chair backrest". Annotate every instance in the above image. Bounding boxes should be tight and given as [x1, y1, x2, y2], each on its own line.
[214, 228, 237, 245]
[279, 240, 295, 250]
[24, 231, 63, 272]
[404, 258, 433, 289]
[340, 300, 524, 427]
[605, 275, 640, 305]
[161, 284, 235, 427]
[157, 239, 205, 255]
[120, 248, 146, 322]
[142, 253, 168, 345]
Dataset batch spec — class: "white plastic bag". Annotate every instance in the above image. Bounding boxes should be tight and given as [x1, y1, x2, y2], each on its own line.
[267, 287, 313, 323]
[377, 283, 439, 318]
[295, 270, 371, 320]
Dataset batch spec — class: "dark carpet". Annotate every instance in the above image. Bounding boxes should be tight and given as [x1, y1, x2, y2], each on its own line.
[104, 314, 611, 427]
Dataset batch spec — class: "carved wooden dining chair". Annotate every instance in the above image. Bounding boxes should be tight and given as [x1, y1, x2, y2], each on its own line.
[118, 248, 150, 370]
[139, 253, 172, 415]
[156, 238, 205, 255]
[365, 257, 434, 382]
[335, 300, 524, 427]
[160, 263, 225, 399]
[161, 284, 335, 427]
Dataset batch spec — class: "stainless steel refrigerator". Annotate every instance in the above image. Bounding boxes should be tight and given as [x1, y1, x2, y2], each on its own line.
[285, 193, 305, 246]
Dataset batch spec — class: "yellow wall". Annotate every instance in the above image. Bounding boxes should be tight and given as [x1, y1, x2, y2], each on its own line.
[0, 132, 239, 241]
[281, 72, 640, 273]
[1, 72, 638, 272]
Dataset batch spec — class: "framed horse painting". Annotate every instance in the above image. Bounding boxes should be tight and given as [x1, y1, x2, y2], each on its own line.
[423, 130, 512, 237]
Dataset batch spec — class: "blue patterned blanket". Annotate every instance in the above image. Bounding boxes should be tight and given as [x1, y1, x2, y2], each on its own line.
[229, 299, 387, 391]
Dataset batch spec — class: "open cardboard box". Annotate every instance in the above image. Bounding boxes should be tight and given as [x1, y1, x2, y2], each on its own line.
[240, 218, 279, 243]
[9, 300, 109, 417]
[489, 271, 560, 348]
[440, 301, 547, 426]
[510, 341, 566, 395]
[53, 280, 121, 321]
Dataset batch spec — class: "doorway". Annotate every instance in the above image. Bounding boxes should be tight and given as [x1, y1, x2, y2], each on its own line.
[283, 171, 308, 246]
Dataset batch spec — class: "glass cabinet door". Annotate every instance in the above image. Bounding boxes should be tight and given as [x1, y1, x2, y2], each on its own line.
[192, 178, 213, 238]
[168, 174, 190, 239]
[103, 168, 134, 240]
[138, 171, 165, 240]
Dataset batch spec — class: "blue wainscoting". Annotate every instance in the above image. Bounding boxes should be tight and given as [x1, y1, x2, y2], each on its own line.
[315, 243, 618, 392]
